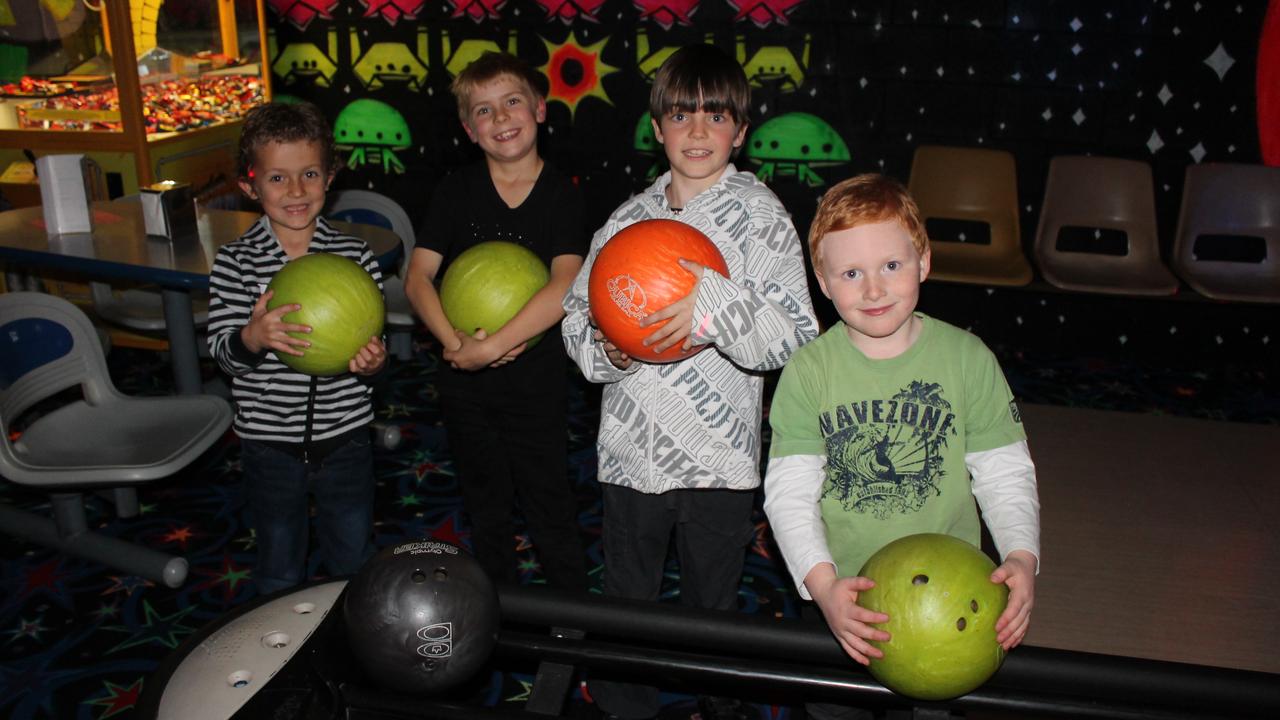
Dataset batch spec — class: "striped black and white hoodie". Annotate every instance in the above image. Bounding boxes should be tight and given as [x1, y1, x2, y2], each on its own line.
[207, 216, 384, 445]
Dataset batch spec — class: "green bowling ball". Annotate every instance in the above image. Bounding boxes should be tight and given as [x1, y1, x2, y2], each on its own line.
[858, 533, 1009, 700]
[439, 241, 549, 348]
[266, 253, 384, 376]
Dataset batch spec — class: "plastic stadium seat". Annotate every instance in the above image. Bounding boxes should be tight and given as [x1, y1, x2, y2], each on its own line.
[0, 292, 231, 587]
[327, 190, 419, 360]
[1173, 163, 1280, 303]
[1034, 156, 1179, 296]
[908, 145, 1033, 287]
[90, 282, 210, 332]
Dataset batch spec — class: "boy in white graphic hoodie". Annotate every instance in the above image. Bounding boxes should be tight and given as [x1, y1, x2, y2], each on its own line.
[562, 44, 818, 720]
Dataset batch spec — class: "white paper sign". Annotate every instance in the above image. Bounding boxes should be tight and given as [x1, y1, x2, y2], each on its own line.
[36, 154, 93, 235]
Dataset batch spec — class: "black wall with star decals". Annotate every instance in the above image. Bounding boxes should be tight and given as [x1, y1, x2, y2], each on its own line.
[267, 0, 1277, 365]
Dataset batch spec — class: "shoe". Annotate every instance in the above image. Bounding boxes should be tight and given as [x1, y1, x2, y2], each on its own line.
[696, 695, 759, 720]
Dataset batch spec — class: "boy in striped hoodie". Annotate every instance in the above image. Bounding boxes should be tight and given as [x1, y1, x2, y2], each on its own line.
[208, 101, 386, 595]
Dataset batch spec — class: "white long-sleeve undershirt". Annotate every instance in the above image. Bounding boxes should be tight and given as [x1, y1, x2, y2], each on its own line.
[763, 440, 1040, 600]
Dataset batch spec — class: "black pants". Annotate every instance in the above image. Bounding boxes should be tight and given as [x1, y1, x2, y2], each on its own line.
[591, 484, 756, 719]
[441, 385, 587, 592]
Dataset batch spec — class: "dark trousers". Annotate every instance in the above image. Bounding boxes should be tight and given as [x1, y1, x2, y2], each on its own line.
[441, 388, 587, 592]
[242, 433, 375, 596]
[591, 484, 756, 719]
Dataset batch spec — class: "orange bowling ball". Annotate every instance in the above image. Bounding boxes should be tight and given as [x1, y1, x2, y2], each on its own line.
[588, 219, 729, 363]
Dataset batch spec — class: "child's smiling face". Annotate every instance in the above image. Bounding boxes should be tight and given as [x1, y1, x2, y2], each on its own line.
[816, 218, 932, 358]
[239, 139, 333, 245]
[461, 74, 546, 165]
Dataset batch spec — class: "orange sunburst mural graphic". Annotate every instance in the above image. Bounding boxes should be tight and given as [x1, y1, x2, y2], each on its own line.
[539, 34, 617, 120]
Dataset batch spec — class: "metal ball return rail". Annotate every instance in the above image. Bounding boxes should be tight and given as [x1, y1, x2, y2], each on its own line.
[135, 580, 1279, 720]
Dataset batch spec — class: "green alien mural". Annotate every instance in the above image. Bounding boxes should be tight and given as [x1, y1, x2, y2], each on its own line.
[744, 112, 850, 187]
[633, 111, 664, 181]
[334, 99, 412, 174]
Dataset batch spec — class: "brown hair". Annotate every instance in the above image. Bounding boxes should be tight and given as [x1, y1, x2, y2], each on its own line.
[237, 101, 336, 179]
[451, 51, 547, 124]
[808, 174, 929, 273]
[649, 43, 751, 127]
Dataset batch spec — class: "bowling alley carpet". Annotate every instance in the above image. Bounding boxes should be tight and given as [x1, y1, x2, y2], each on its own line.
[1, 329, 1277, 720]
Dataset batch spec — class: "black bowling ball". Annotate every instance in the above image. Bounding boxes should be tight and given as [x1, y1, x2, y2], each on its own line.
[343, 540, 500, 694]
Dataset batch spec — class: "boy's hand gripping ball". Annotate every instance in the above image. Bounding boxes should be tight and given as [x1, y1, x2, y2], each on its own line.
[587, 219, 729, 363]
[857, 533, 1010, 700]
[266, 253, 385, 376]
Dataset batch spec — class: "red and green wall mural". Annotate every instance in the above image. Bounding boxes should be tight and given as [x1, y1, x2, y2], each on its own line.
[264, 0, 1269, 240]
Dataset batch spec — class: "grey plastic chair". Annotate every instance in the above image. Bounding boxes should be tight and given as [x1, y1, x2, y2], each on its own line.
[90, 283, 211, 332]
[327, 189, 419, 359]
[1173, 163, 1280, 303]
[1034, 156, 1179, 296]
[0, 292, 232, 587]
[908, 145, 1033, 287]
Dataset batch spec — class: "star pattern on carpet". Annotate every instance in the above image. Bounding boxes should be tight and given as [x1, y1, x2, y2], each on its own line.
[158, 524, 198, 549]
[750, 520, 772, 560]
[428, 515, 468, 547]
[104, 600, 198, 653]
[84, 676, 144, 718]
[380, 402, 413, 419]
[517, 556, 541, 575]
[505, 678, 533, 703]
[0, 633, 106, 718]
[5, 616, 47, 644]
[414, 458, 451, 483]
[14, 558, 75, 609]
[90, 601, 120, 622]
[396, 492, 424, 508]
[192, 552, 254, 604]
[100, 575, 154, 599]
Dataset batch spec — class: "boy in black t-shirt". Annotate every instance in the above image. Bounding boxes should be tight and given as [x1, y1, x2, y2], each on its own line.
[404, 52, 588, 591]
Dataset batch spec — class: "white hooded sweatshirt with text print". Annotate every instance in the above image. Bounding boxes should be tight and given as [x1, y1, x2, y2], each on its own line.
[563, 166, 818, 494]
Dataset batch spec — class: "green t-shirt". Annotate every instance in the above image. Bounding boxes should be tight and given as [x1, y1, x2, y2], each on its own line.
[768, 314, 1026, 576]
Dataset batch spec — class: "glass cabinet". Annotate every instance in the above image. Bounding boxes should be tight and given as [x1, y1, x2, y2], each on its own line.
[0, 0, 270, 204]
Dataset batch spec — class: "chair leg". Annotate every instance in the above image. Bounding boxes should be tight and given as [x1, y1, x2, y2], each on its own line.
[51, 492, 88, 537]
[0, 499, 189, 587]
[95, 487, 140, 518]
[389, 329, 413, 361]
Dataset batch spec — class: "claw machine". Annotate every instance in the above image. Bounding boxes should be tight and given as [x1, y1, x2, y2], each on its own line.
[0, 0, 271, 206]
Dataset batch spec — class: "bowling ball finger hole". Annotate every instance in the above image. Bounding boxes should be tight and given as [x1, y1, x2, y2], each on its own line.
[956, 618, 966, 631]
[227, 670, 253, 688]
[971, 599, 979, 613]
[912, 574, 929, 585]
[293, 602, 315, 614]
[261, 631, 291, 649]
[410, 567, 449, 583]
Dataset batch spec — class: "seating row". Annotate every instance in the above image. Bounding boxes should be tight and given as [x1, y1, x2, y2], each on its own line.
[908, 146, 1280, 303]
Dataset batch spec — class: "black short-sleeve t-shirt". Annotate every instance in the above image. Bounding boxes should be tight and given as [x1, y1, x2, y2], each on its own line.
[417, 160, 587, 396]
